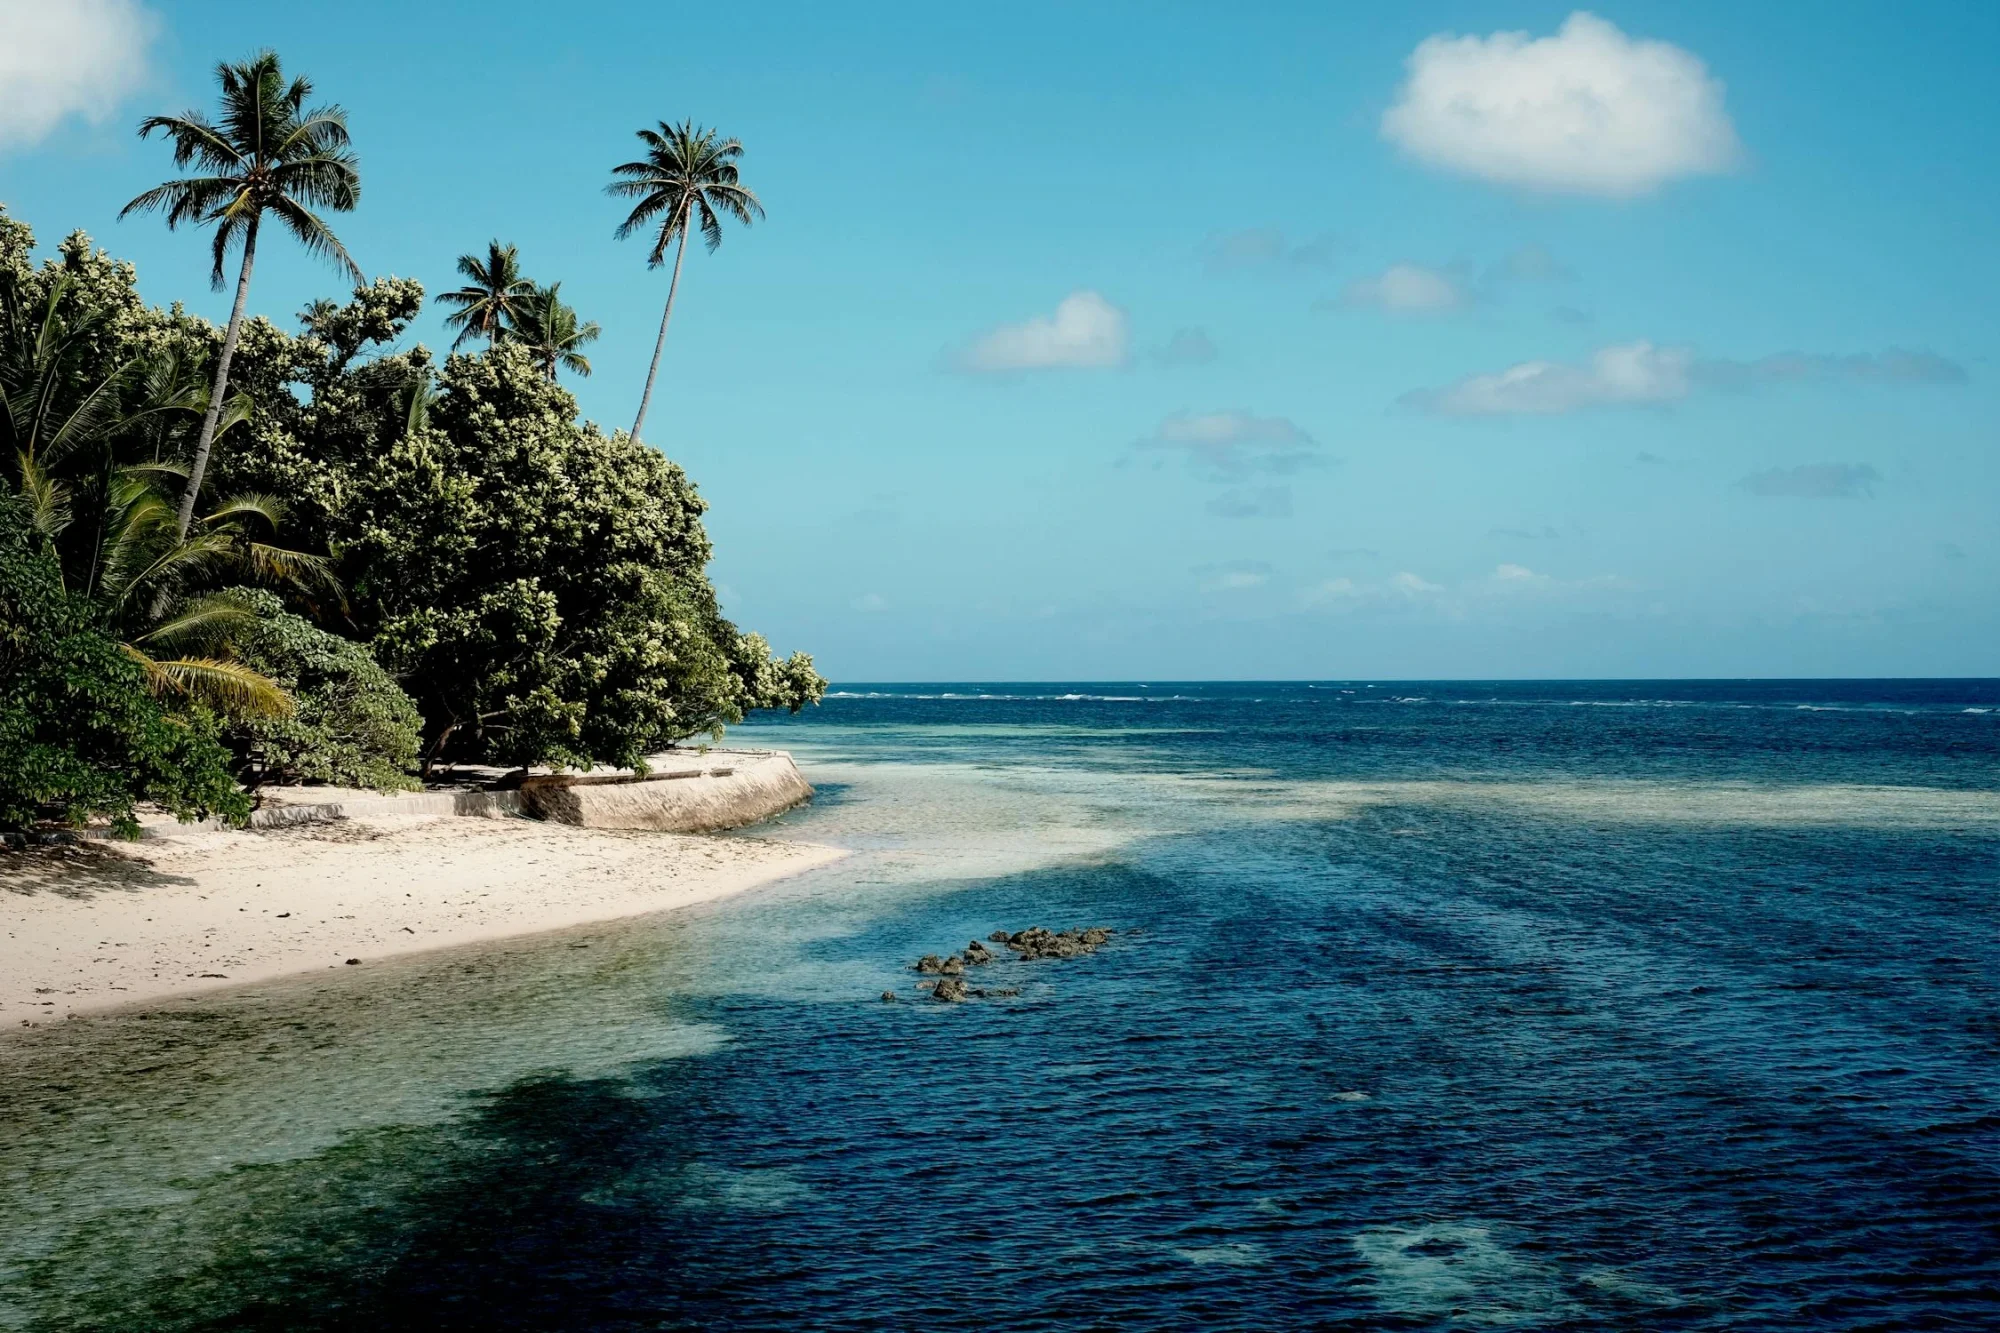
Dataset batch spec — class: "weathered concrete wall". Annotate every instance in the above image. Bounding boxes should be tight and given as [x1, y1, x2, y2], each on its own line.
[517, 750, 813, 833]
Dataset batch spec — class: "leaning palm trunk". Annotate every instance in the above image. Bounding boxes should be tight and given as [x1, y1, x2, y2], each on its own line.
[629, 210, 689, 445]
[177, 217, 258, 540]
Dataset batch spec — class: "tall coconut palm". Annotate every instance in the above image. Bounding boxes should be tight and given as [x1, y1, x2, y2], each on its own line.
[120, 50, 362, 542]
[436, 240, 535, 350]
[606, 121, 762, 444]
[510, 283, 600, 382]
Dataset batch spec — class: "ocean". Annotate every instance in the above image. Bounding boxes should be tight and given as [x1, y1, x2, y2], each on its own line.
[2, 681, 1996, 1330]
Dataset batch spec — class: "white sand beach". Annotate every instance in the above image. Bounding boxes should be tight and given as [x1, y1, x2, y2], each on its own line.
[0, 814, 846, 1029]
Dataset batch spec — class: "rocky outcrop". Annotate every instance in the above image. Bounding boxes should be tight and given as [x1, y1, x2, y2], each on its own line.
[903, 925, 1115, 1002]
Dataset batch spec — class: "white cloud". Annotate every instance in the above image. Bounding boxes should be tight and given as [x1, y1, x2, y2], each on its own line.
[1390, 571, 1444, 596]
[1336, 263, 1466, 313]
[959, 290, 1128, 372]
[1135, 410, 1320, 480]
[1381, 11, 1741, 197]
[1493, 563, 1542, 582]
[0, 0, 158, 150]
[1407, 340, 1967, 417]
[1407, 340, 1692, 415]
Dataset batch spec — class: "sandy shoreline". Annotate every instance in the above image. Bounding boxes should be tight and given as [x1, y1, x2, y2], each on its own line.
[0, 814, 846, 1030]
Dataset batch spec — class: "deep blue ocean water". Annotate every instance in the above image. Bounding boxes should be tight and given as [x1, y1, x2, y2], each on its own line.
[2, 681, 1997, 1330]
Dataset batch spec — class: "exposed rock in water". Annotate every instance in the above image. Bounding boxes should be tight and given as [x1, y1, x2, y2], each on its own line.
[898, 926, 1115, 1003]
[880, 991, 898, 1003]
[1003, 925, 1112, 960]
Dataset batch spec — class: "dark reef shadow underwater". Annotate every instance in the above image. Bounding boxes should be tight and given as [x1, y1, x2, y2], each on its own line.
[1, 681, 1995, 1330]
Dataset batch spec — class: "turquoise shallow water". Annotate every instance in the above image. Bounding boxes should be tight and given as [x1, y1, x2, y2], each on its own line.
[1, 681, 1996, 1330]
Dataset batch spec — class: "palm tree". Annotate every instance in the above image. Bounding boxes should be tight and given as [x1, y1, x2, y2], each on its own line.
[436, 240, 535, 350]
[510, 283, 600, 382]
[606, 121, 762, 444]
[120, 50, 361, 542]
[92, 481, 313, 720]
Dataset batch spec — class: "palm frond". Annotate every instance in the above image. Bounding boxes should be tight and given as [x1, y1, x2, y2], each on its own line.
[130, 592, 260, 653]
[127, 648, 295, 720]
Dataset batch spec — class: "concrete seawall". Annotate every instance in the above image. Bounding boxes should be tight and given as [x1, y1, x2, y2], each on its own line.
[518, 750, 814, 833]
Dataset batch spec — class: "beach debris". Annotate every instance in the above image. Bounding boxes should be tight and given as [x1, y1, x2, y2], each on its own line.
[344, 958, 361, 965]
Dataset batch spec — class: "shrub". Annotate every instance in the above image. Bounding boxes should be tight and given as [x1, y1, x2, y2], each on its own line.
[0, 510, 248, 834]
[225, 589, 423, 791]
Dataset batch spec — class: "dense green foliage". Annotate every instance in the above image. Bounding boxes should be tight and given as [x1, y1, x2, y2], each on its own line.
[213, 286, 821, 770]
[1, 67, 816, 827]
[0, 507, 248, 834]
[226, 589, 423, 790]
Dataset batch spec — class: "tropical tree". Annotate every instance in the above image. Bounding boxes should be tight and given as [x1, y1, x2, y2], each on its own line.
[606, 121, 762, 444]
[510, 282, 600, 381]
[435, 240, 534, 350]
[120, 50, 361, 541]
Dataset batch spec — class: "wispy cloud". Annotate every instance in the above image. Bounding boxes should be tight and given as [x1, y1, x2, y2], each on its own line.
[0, 0, 158, 150]
[1199, 228, 1341, 274]
[1135, 410, 1321, 480]
[1152, 327, 1219, 366]
[1327, 263, 1468, 313]
[1738, 464, 1880, 499]
[1381, 11, 1742, 196]
[1192, 559, 1274, 591]
[1407, 341, 1966, 416]
[1488, 244, 1570, 282]
[1207, 487, 1293, 519]
[850, 592, 889, 612]
[958, 290, 1128, 372]
[1307, 564, 1630, 614]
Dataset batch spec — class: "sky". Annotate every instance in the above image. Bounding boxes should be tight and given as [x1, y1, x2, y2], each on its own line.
[2, 0, 1995, 680]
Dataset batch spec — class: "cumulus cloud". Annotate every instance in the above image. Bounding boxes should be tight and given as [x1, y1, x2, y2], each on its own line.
[1330, 263, 1467, 313]
[1199, 228, 1340, 274]
[1380, 11, 1741, 196]
[1135, 410, 1321, 480]
[1390, 571, 1444, 596]
[1192, 559, 1273, 591]
[1738, 464, 1881, 499]
[0, 0, 158, 150]
[1207, 488, 1293, 519]
[959, 290, 1128, 372]
[1408, 341, 1967, 416]
[1153, 327, 1219, 366]
[1407, 340, 1692, 415]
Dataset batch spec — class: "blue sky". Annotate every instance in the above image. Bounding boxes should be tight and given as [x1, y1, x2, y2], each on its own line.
[4, 1, 1995, 679]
